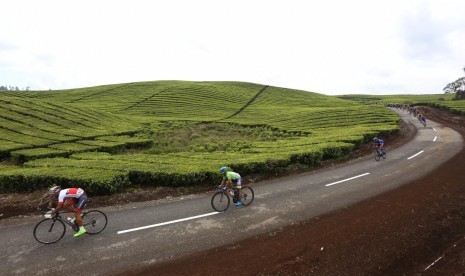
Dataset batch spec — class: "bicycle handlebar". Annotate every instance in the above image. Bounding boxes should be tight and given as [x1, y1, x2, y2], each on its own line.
[40, 208, 75, 216]
[216, 185, 227, 190]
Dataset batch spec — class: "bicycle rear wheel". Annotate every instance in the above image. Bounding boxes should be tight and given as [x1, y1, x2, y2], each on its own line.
[82, 210, 108, 234]
[382, 149, 387, 159]
[211, 191, 230, 212]
[240, 186, 254, 206]
[33, 218, 66, 244]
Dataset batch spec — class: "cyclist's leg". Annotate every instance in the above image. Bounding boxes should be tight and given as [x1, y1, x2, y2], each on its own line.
[63, 199, 77, 220]
[72, 194, 89, 236]
[74, 194, 88, 228]
[63, 199, 74, 211]
[234, 179, 243, 205]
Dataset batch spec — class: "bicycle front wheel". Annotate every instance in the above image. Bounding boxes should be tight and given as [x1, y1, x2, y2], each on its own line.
[374, 151, 380, 161]
[211, 191, 230, 212]
[82, 210, 108, 234]
[33, 218, 66, 244]
[240, 186, 255, 206]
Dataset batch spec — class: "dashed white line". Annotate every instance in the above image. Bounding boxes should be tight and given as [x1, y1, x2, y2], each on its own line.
[117, 212, 220, 234]
[424, 256, 443, 271]
[325, 173, 370, 187]
[407, 150, 424, 160]
[433, 136, 437, 142]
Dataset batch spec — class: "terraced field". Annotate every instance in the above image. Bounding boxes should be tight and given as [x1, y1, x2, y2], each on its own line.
[0, 81, 400, 195]
[339, 93, 465, 115]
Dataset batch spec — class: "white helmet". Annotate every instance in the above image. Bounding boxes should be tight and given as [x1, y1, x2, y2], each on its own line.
[49, 185, 61, 195]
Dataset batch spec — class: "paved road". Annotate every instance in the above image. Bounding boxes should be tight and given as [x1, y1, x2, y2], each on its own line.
[0, 108, 462, 275]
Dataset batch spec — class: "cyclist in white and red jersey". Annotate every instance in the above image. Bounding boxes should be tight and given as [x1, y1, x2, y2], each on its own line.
[46, 186, 88, 237]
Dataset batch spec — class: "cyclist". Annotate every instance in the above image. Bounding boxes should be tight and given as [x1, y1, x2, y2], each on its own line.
[219, 167, 243, 206]
[372, 137, 385, 155]
[45, 186, 88, 237]
[418, 113, 427, 127]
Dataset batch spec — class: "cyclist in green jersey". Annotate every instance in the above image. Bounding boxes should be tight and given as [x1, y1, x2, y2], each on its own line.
[219, 166, 243, 206]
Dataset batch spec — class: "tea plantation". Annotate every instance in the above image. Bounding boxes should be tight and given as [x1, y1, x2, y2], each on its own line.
[0, 81, 401, 195]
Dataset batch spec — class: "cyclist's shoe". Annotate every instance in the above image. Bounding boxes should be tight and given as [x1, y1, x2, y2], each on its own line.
[74, 227, 87, 237]
[235, 201, 243, 206]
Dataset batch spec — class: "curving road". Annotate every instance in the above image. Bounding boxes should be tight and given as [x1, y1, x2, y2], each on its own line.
[0, 108, 462, 275]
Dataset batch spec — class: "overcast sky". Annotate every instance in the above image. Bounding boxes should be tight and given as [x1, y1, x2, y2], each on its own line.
[1, 0, 464, 95]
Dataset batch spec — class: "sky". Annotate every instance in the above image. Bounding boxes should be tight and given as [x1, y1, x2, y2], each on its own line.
[1, 0, 465, 95]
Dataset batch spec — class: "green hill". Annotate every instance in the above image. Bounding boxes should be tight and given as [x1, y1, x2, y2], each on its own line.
[0, 81, 400, 195]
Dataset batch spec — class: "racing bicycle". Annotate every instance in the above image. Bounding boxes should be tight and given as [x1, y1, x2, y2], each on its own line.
[33, 209, 108, 244]
[211, 185, 254, 212]
[374, 148, 387, 161]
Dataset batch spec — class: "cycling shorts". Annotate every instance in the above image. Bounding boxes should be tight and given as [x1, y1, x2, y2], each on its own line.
[231, 178, 242, 188]
[67, 193, 88, 211]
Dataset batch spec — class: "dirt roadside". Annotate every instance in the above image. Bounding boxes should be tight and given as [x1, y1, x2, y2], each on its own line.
[115, 106, 465, 276]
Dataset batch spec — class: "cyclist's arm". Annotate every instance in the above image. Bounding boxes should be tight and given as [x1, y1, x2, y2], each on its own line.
[50, 203, 63, 216]
[50, 193, 66, 216]
[221, 179, 233, 188]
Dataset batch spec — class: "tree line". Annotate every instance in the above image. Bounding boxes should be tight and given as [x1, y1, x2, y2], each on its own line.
[443, 67, 465, 100]
[0, 85, 31, 91]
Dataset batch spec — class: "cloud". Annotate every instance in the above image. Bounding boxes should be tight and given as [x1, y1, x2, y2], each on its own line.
[1, 0, 464, 94]
[400, 3, 451, 61]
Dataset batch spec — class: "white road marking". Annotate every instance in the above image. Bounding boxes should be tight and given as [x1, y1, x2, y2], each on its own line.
[433, 127, 437, 132]
[433, 136, 437, 142]
[325, 173, 370, 187]
[424, 256, 443, 271]
[117, 212, 220, 234]
[407, 150, 424, 160]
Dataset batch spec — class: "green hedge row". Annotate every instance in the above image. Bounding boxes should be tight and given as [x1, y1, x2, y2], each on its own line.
[11, 148, 70, 164]
[3, 142, 354, 193]
[0, 167, 128, 195]
[6, 136, 155, 164]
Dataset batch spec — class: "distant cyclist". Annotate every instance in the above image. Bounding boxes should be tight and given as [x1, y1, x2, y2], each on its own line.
[45, 186, 88, 237]
[372, 137, 385, 155]
[418, 113, 427, 127]
[219, 167, 243, 206]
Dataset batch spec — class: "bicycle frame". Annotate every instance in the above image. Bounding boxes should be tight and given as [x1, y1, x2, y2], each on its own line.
[52, 211, 79, 231]
[374, 147, 386, 161]
[216, 185, 244, 202]
[217, 185, 236, 197]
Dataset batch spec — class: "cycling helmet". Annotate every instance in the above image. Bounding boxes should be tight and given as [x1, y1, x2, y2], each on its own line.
[219, 167, 228, 173]
[373, 137, 379, 142]
[49, 185, 61, 195]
